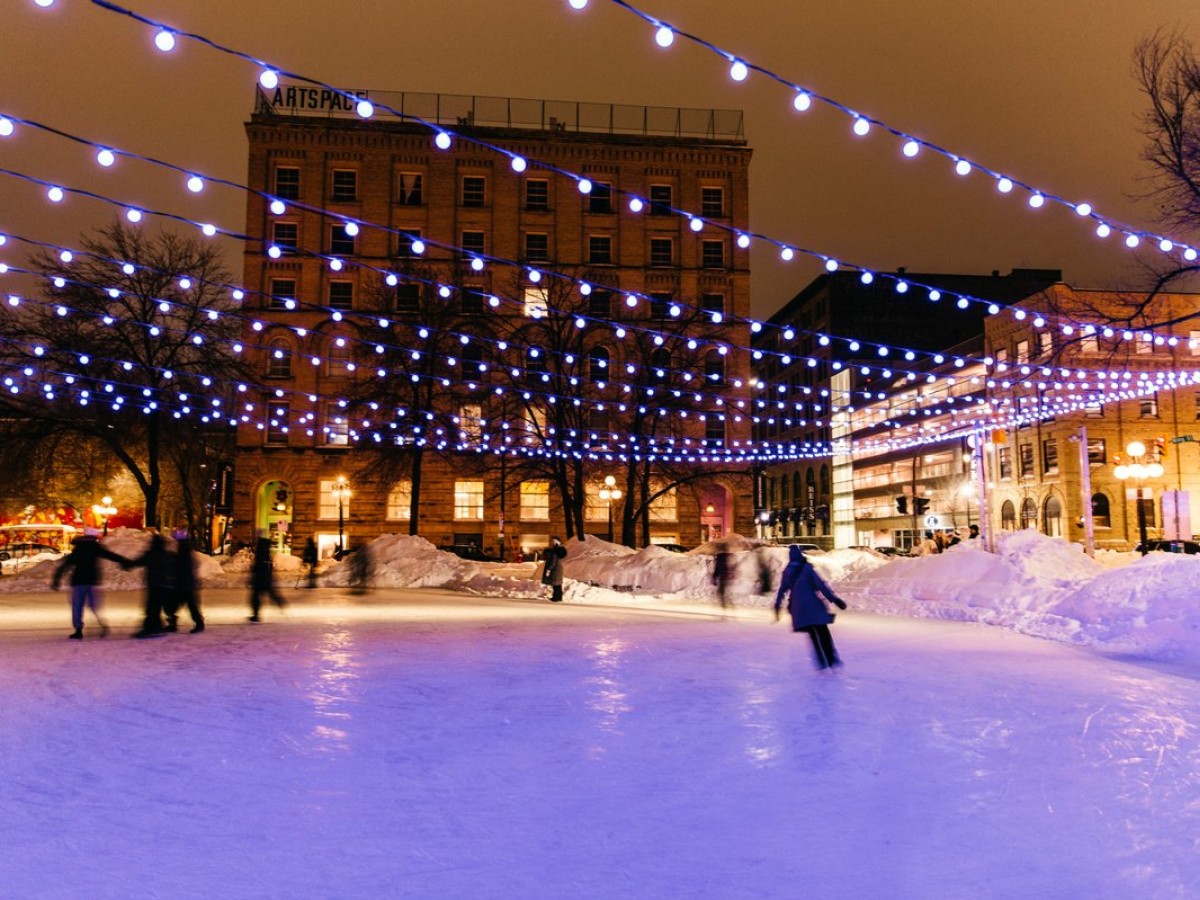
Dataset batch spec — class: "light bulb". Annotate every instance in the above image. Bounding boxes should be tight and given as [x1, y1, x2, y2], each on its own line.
[270, 199, 286, 215]
[186, 175, 204, 193]
[434, 132, 452, 150]
[1028, 193, 1045, 208]
[1124, 234, 1140, 248]
[1159, 239, 1173, 252]
[729, 60, 749, 82]
[1096, 223, 1111, 238]
[901, 139, 920, 158]
[471, 257, 484, 271]
[997, 177, 1013, 193]
[201, 224, 217, 236]
[853, 117, 870, 137]
[35, 0, 56, 7]
[689, 216, 703, 232]
[344, 221, 359, 236]
[154, 29, 177, 52]
[792, 91, 811, 112]
[780, 247, 794, 261]
[0, 118, 13, 137]
[259, 69, 279, 89]
[628, 197, 644, 213]
[825, 258, 838, 272]
[736, 233, 751, 249]
[126, 208, 143, 223]
[578, 178, 592, 194]
[411, 240, 425, 254]
[96, 149, 116, 167]
[356, 99, 374, 119]
[47, 186, 65, 203]
[511, 156, 527, 173]
[568, 0, 588, 9]
[954, 159, 971, 176]
[655, 25, 674, 47]
[1075, 202, 1092, 216]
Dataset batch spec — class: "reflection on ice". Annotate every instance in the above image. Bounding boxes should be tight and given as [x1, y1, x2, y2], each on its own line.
[307, 626, 359, 754]
[585, 637, 631, 741]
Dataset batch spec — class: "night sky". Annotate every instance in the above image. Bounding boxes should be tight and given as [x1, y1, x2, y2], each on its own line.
[2, 0, 1197, 318]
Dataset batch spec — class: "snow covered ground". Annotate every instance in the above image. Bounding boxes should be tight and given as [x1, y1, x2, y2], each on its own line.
[4, 531, 1200, 897]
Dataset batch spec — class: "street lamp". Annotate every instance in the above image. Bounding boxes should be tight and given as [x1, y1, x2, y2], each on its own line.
[92, 496, 116, 536]
[331, 476, 350, 557]
[598, 475, 622, 542]
[1113, 441, 1162, 556]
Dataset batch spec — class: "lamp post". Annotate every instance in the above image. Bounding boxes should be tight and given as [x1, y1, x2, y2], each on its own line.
[92, 496, 116, 536]
[598, 475, 622, 542]
[1113, 441, 1162, 556]
[332, 476, 350, 557]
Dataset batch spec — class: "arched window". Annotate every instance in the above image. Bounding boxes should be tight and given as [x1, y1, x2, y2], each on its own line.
[461, 342, 484, 376]
[1042, 496, 1062, 537]
[650, 348, 671, 381]
[1020, 497, 1037, 530]
[704, 349, 725, 384]
[1001, 500, 1016, 531]
[267, 338, 291, 378]
[780, 474, 790, 506]
[792, 471, 802, 505]
[819, 465, 831, 499]
[589, 346, 610, 383]
[1091, 493, 1111, 529]
[326, 334, 352, 376]
[805, 468, 816, 507]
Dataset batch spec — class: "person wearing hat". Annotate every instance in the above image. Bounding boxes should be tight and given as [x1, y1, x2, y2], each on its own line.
[51, 527, 129, 640]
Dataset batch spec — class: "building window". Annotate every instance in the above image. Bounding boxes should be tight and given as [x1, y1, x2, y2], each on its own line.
[268, 278, 297, 310]
[524, 232, 549, 262]
[650, 347, 671, 378]
[704, 349, 725, 384]
[649, 485, 677, 522]
[701, 186, 725, 218]
[394, 283, 420, 313]
[1138, 496, 1157, 528]
[458, 404, 483, 442]
[460, 343, 485, 374]
[520, 481, 550, 521]
[1140, 395, 1159, 418]
[267, 338, 292, 378]
[266, 401, 288, 443]
[1080, 331, 1099, 354]
[397, 172, 424, 206]
[1019, 443, 1034, 478]
[329, 224, 355, 256]
[649, 184, 673, 216]
[386, 480, 413, 520]
[525, 179, 549, 211]
[1137, 333, 1153, 354]
[701, 240, 726, 269]
[1091, 493, 1111, 528]
[589, 347, 609, 382]
[1000, 500, 1016, 530]
[318, 479, 350, 520]
[523, 286, 549, 317]
[1037, 331, 1053, 357]
[1020, 498, 1037, 530]
[649, 292, 672, 319]
[588, 235, 613, 265]
[454, 480, 484, 520]
[460, 289, 487, 316]
[274, 166, 300, 200]
[1087, 438, 1106, 465]
[701, 293, 725, 316]
[705, 416, 725, 445]
[1042, 438, 1058, 473]
[271, 222, 299, 254]
[997, 445, 1013, 480]
[525, 347, 548, 379]
[995, 347, 1008, 366]
[1083, 395, 1104, 417]
[588, 290, 612, 318]
[324, 403, 349, 446]
[1042, 496, 1062, 537]
[330, 169, 358, 202]
[1190, 330, 1200, 356]
[327, 281, 354, 311]
[1015, 339, 1030, 363]
[588, 410, 610, 448]
[649, 238, 674, 267]
[588, 182, 613, 214]
[461, 230, 486, 257]
[461, 175, 486, 208]
[326, 335, 352, 376]
[395, 228, 421, 258]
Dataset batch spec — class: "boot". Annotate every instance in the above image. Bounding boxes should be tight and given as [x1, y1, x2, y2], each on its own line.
[69, 628, 83, 640]
[190, 621, 205, 634]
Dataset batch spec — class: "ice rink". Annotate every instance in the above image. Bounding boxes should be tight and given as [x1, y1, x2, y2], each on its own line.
[4, 587, 1200, 898]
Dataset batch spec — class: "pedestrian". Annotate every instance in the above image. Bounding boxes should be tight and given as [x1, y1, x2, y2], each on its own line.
[170, 529, 204, 633]
[247, 535, 286, 622]
[541, 536, 567, 602]
[126, 530, 175, 638]
[756, 547, 773, 595]
[711, 541, 733, 608]
[301, 536, 319, 589]
[773, 544, 848, 669]
[50, 526, 127, 640]
[968, 524, 980, 540]
[915, 531, 940, 556]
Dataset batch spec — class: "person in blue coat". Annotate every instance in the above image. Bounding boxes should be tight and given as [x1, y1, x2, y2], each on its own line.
[773, 544, 848, 668]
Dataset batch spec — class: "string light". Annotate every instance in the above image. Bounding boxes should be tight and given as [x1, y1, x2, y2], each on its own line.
[153, 29, 176, 52]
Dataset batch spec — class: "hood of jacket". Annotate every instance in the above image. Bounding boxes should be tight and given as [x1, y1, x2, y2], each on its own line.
[788, 545, 809, 564]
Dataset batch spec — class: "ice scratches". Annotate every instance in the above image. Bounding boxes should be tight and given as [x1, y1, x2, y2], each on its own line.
[1081, 704, 1108, 739]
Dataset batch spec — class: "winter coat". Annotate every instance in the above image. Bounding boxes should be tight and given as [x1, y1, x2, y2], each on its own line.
[251, 539, 276, 589]
[774, 545, 846, 630]
[52, 535, 126, 588]
[542, 543, 567, 586]
[128, 536, 175, 590]
[173, 539, 197, 593]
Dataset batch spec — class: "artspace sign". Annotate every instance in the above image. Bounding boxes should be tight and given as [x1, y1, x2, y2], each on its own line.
[266, 84, 369, 115]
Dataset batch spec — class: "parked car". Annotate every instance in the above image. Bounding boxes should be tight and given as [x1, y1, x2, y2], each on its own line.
[444, 544, 501, 563]
[791, 543, 824, 555]
[1135, 540, 1200, 555]
[654, 543, 692, 554]
[0, 542, 64, 561]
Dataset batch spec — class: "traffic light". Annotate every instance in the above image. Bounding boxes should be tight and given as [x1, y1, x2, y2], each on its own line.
[914, 497, 930, 515]
[895, 496, 908, 515]
[1154, 435, 1167, 459]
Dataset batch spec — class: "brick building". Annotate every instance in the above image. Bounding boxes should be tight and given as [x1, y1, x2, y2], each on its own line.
[233, 88, 755, 559]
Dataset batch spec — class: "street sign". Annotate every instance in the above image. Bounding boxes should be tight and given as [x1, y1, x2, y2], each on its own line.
[1170, 436, 1196, 444]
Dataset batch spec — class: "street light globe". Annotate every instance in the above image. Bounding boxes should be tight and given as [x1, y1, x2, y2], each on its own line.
[603, 475, 616, 488]
[1128, 463, 1147, 479]
[1113, 465, 1129, 480]
[1147, 462, 1164, 479]
[1126, 440, 1146, 457]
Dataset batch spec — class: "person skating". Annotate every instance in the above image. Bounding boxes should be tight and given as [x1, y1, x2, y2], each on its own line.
[170, 529, 204, 633]
[541, 536, 567, 602]
[711, 541, 733, 609]
[247, 536, 286, 622]
[50, 527, 127, 640]
[126, 531, 175, 638]
[773, 544, 848, 669]
[301, 537, 319, 589]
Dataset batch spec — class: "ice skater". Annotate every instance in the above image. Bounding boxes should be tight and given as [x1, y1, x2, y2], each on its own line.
[301, 536, 319, 589]
[170, 529, 204, 633]
[126, 530, 175, 638]
[247, 535, 286, 622]
[542, 536, 567, 602]
[50, 526, 127, 640]
[773, 544, 848, 669]
[711, 541, 733, 609]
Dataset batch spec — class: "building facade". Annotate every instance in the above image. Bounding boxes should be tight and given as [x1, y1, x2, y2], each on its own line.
[233, 88, 755, 558]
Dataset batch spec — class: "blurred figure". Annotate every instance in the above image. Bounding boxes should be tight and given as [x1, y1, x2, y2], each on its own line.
[170, 529, 204, 633]
[968, 524, 980, 540]
[542, 536, 567, 602]
[756, 547, 773, 595]
[247, 536, 286, 622]
[349, 543, 371, 595]
[301, 536, 319, 589]
[51, 527, 126, 640]
[773, 544, 848, 669]
[915, 531, 940, 556]
[711, 541, 733, 608]
[126, 531, 175, 638]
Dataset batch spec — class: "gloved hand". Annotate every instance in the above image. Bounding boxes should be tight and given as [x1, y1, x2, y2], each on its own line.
[833, 597, 847, 610]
